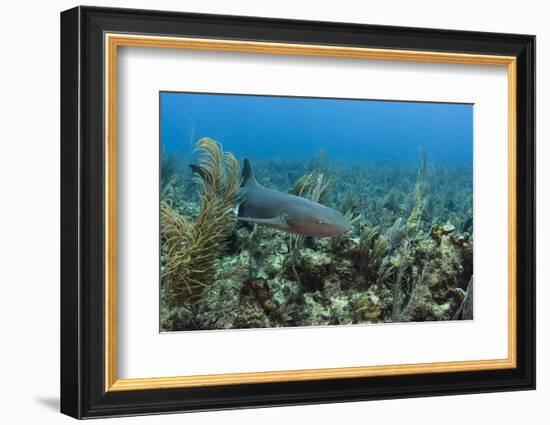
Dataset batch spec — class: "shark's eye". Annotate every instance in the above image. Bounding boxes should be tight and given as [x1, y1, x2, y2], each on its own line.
[317, 220, 324, 224]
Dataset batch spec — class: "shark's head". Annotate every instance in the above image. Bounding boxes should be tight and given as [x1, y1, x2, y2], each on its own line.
[285, 201, 352, 237]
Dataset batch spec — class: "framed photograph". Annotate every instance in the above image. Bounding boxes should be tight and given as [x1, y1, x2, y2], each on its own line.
[60, 6, 535, 419]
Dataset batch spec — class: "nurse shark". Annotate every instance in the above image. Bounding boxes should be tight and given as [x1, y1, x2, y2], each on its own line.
[234, 159, 351, 237]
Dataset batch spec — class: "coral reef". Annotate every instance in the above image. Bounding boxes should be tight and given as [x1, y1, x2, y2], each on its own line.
[160, 141, 474, 331]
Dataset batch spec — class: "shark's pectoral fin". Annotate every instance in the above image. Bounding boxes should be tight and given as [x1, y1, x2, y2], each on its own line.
[237, 216, 287, 227]
[237, 211, 294, 230]
[279, 211, 293, 226]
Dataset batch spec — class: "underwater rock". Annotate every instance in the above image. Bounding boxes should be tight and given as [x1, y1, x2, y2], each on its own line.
[267, 277, 302, 325]
[299, 285, 353, 327]
[423, 234, 464, 301]
[327, 297, 353, 325]
[233, 303, 273, 329]
[294, 292, 329, 326]
[442, 222, 456, 234]
[425, 299, 454, 321]
[450, 232, 473, 290]
[292, 248, 332, 291]
[350, 283, 392, 323]
[430, 224, 444, 244]
[206, 277, 273, 330]
[414, 236, 436, 260]
[353, 291, 383, 322]
[396, 280, 432, 322]
[269, 277, 302, 308]
[450, 232, 468, 247]
[240, 278, 275, 314]
[179, 201, 200, 221]
[236, 224, 287, 278]
[328, 235, 360, 261]
[193, 278, 242, 330]
[311, 236, 332, 252]
[430, 222, 456, 245]
[328, 258, 356, 289]
[234, 224, 253, 247]
[160, 303, 197, 332]
[264, 252, 287, 279]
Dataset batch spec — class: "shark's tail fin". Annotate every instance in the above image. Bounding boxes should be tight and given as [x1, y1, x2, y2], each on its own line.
[241, 158, 258, 187]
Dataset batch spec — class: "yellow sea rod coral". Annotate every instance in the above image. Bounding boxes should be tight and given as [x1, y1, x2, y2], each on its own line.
[161, 138, 241, 305]
[290, 172, 332, 205]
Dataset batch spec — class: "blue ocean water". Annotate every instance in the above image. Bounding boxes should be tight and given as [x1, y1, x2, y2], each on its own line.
[160, 92, 472, 165]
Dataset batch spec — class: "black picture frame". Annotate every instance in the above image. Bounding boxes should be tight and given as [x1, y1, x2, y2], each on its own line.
[61, 5, 535, 419]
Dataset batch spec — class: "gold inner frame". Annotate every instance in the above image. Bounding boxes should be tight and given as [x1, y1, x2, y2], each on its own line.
[104, 33, 518, 392]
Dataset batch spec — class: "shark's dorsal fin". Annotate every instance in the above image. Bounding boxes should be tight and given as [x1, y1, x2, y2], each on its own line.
[241, 158, 259, 188]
